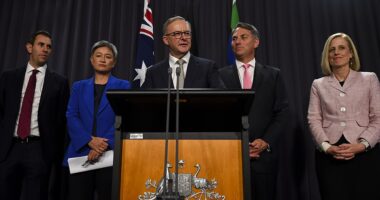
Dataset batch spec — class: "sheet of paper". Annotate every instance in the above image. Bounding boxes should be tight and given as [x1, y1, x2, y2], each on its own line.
[68, 150, 114, 174]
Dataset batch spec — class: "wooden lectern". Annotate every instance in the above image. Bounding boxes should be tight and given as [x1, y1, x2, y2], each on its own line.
[107, 89, 254, 200]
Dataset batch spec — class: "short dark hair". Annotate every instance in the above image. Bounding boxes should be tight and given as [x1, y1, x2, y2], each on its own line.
[232, 22, 260, 39]
[91, 40, 118, 59]
[28, 30, 52, 45]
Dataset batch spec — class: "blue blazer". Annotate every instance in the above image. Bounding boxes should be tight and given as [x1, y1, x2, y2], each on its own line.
[63, 75, 130, 166]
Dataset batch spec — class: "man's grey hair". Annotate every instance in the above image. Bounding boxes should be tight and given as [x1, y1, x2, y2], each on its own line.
[162, 16, 192, 35]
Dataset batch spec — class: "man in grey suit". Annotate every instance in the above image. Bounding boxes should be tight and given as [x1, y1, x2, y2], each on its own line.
[142, 16, 224, 89]
[0, 30, 69, 200]
[219, 22, 289, 200]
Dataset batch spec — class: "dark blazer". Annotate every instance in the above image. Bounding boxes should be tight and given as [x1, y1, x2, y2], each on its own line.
[0, 67, 69, 162]
[219, 62, 289, 173]
[63, 76, 131, 166]
[142, 55, 225, 88]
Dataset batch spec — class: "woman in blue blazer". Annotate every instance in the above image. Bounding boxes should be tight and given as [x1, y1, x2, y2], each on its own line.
[63, 40, 131, 200]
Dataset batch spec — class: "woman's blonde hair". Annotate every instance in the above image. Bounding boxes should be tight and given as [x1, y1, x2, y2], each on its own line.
[321, 33, 360, 75]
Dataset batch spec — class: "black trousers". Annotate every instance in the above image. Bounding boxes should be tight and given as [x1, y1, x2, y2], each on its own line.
[315, 137, 380, 200]
[67, 167, 112, 200]
[251, 172, 276, 200]
[250, 150, 277, 200]
[0, 141, 50, 200]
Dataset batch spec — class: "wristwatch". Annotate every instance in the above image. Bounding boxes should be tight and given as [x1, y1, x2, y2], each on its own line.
[359, 138, 370, 152]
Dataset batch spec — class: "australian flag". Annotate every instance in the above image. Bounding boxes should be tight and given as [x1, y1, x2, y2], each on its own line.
[132, 0, 154, 88]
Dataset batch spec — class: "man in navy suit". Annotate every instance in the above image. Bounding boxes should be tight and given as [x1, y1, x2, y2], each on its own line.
[0, 30, 69, 200]
[219, 22, 289, 200]
[142, 16, 224, 89]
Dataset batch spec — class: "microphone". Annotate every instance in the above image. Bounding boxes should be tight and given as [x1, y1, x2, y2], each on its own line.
[175, 67, 181, 79]
[174, 66, 181, 198]
[161, 67, 172, 197]
[158, 65, 184, 200]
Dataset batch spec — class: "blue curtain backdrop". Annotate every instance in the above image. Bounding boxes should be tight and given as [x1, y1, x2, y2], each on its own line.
[0, 0, 379, 199]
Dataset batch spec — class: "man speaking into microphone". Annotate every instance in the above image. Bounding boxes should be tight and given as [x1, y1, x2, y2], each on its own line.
[142, 16, 224, 89]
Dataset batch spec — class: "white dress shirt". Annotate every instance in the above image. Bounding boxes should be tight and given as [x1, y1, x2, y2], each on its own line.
[14, 63, 46, 137]
[169, 52, 191, 89]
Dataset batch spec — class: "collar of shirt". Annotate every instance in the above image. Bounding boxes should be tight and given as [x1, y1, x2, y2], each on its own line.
[25, 63, 47, 90]
[235, 58, 256, 88]
[169, 52, 191, 73]
[235, 58, 256, 70]
[26, 62, 47, 75]
[168, 52, 190, 88]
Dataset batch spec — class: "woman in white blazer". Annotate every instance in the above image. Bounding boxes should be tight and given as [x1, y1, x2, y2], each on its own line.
[308, 33, 380, 200]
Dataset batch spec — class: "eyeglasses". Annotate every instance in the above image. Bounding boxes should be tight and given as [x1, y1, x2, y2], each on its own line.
[165, 31, 192, 39]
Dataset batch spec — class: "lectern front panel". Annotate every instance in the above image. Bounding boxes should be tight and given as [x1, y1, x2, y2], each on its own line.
[119, 133, 243, 200]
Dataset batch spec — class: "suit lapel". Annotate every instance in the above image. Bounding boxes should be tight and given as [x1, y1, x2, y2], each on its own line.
[327, 74, 345, 92]
[154, 58, 175, 88]
[184, 56, 197, 88]
[252, 63, 264, 91]
[15, 67, 26, 94]
[84, 78, 95, 116]
[97, 75, 114, 114]
[160, 60, 174, 88]
[39, 70, 52, 107]
[342, 69, 358, 91]
[231, 64, 242, 88]
[14, 68, 27, 108]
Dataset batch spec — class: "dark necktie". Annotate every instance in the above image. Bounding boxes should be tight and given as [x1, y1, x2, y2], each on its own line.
[17, 70, 38, 139]
[176, 59, 185, 89]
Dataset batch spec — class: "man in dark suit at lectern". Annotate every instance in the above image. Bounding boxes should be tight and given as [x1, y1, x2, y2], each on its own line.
[219, 22, 289, 200]
[0, 30, 69, 200]
[142, 16, 224, 89]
